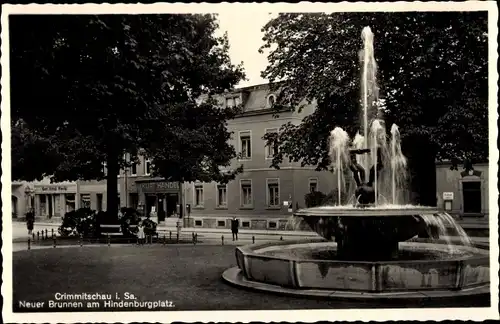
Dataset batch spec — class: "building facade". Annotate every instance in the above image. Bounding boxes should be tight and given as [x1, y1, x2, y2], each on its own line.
[115, 83, 336, 228]
[11, 178, 107, 220]
[118, 155, 183, 224]
[436, 161, 489, 219]
[181, 83, 336, 229]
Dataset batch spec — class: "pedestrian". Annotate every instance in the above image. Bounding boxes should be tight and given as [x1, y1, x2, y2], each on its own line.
[26, 208, 35, 236]
[231, 217, 239, 241]
[137, 219, 145, 245]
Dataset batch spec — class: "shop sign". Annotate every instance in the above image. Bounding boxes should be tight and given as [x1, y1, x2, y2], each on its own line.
[34, 185, 75, 194]
[138, 181, 179, 193]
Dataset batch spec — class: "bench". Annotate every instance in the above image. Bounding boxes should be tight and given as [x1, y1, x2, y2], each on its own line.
[100, 224, 138, 236]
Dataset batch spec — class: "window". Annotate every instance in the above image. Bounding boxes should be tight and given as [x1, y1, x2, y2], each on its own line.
[217, 220, 226, 227]
[242, 221, 250, 228]
[144, 159, 152, 176]
[65, 194, 75, 213]
[226, 96, 241, 108]
[226, 97, 235, 108]
[265, 128, 279, 159]
[267, 178, 280, 207]
[80, 194, 91, 209]
[239, 131, 252, 159]
[130, 162, 137, 176]
[234, 96, 241, 106]
[240, 180, 253, 207]
[195, 220, 203, 227]
[194, 184, 204, 207]
[267, 94, 276, 107]
[309, 178, 318, 193]
[217, 184, 227, 207]
[129, 193, 138, 210]
[268, 221, 277, 229]
[462, 181, 481, 214]
[96, 194, 103, 212]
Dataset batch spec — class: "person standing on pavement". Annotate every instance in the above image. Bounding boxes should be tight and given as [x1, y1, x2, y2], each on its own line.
[136, 219, 145, 245]
[26, 207, 35, 236]
[231, 217, 239, 241]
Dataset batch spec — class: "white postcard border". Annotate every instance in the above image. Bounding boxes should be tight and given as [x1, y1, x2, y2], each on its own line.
[1, 2, 498, 323]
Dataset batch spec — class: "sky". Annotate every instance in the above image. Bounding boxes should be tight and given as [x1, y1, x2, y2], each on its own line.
[215, 12, 277, 88]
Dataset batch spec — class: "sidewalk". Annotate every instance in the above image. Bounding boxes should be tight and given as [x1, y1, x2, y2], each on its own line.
[21, 221, 491, 237]
[158, 226, 318, 237]
[28, 222, 318, 236]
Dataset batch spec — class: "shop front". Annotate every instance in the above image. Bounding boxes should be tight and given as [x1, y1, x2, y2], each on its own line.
[136, 180, 181, 223]
[34, 184, 77, 218]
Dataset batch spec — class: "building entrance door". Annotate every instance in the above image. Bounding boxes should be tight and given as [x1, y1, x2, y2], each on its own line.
[462, 181, 481, 214]
[166, 193, 179, 217]
[145, 194, 157, 218]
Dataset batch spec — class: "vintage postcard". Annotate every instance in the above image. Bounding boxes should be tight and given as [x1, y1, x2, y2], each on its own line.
[1, 2, 499, 323]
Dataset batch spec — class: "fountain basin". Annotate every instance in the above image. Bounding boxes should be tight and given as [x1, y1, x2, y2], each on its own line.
[294, 206, 441, 261]
[224, 239, 489, 299]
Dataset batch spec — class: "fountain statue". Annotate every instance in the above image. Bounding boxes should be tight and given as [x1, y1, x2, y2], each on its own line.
[223, 27, 489, 303]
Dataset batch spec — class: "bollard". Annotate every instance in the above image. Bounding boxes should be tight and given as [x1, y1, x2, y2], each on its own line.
[51, 228, 54, 237]
[107, 234, 110, 247]
[221, 235, 224, 245]
[28, 238, 31, 250]
[79, 234, 83, 247]
[169, 231, 172, 240]
[176, 233, 179, 243]
[163, 234, 166, 246]
[37, 231, 40, 241]
[149, 235, 153, 245]
[192, 232, 195, 245]
[53, 235, 56, 248]
[45, 229, 48, 239]
[252, 236, 255, 244]
[280, 236, 283, 241]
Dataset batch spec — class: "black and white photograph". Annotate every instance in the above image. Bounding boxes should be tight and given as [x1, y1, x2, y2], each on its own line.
[1, 2, 498, 323]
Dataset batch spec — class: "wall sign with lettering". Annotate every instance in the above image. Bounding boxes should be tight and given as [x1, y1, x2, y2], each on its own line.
[138, 181, 180, 193]
[442, 192, 454, 200]
[34, 185, 76, 194]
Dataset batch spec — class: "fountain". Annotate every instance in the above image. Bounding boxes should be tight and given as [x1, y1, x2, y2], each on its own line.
[222, 27, 489, 302]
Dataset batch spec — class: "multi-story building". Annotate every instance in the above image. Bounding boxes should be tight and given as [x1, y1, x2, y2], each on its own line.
[181, 83, 335, 229]
[116, 83, 336, 229]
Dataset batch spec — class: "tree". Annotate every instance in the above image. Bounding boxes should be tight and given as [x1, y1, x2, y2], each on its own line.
[260, 12, 488, 205]
[10, 14, 245, 219]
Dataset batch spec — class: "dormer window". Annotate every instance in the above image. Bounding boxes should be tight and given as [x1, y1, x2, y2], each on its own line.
[266, 94, 276, 108]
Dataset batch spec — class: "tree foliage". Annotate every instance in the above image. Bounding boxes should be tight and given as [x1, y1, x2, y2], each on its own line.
[260, 12, 488, 204]
[10, 14, 245, 217]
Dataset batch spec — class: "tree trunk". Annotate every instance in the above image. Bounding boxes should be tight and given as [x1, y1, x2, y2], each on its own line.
[405, 136, 437, 207]
[106, 153, 119, 222]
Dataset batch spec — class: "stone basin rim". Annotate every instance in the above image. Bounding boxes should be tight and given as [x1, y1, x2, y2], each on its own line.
[222, 267, 491, 301]
[294, 206, 440, 217]
[237, 240, 489, 264]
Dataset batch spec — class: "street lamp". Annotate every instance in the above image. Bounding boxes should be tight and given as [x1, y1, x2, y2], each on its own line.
[24, 186, 34, 210]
